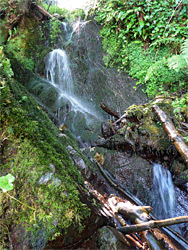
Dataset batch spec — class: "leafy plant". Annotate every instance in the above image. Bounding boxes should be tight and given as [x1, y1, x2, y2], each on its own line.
[94, 0, 188, 97]
[168, 38, 188, 71]
[0, 174, 15, 192]
[0, 46, 14, 77]
[172, 97, 187, 113]
[5, 29, 35, 71]
[49, 17, 62, 45]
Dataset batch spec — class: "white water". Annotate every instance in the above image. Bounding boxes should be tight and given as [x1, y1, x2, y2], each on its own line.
[69, 21, 89, 40]
[45, 48, 101, 122]
[62, 22, 68, 33]
[151, 163, 175, 219]
[46, 49, 74, 94]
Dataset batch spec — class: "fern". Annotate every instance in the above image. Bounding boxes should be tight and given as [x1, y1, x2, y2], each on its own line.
[145, 58, 167, 82]
[168, 55, 187, 72]
[150, 37, 181, 48]
[181, 38, 188, 60]
[168, 38, 188, 71]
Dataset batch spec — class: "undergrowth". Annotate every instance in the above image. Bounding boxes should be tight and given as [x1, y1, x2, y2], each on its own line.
[95, 0, 188, 97]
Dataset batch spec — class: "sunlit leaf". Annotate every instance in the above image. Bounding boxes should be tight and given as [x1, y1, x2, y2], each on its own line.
[0, 174, 15, 192]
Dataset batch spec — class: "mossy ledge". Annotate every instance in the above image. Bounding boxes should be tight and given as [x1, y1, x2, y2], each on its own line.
[121, 94, 188, 169]
[0, 76, 92, 248]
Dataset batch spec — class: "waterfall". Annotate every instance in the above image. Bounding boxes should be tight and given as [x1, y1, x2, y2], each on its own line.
[151, 163, 175, 219]
[45, 48, 102, 123]
[46, 49, 74, 94]
[62, 22, 68, 33]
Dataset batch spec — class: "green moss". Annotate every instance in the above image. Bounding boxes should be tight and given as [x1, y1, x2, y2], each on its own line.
[0, 77, 91, 247]
[123, 93, 188, 156]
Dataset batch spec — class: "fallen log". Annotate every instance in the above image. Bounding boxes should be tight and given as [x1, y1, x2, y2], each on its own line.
[100, 101, 119, 119]
[117, 216, 188, 234]
[153, 104, 188, 165]
[30, 3, 53, 20]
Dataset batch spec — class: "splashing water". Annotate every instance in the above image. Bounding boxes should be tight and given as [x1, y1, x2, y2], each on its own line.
[151, 163, 175, 219]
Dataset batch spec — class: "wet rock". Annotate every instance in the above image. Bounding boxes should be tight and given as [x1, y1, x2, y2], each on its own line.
[67, 145, 89, 174]
[97, 226, 134, 250]
[171, 160, 186, 175]
[174, 169, 188, 185]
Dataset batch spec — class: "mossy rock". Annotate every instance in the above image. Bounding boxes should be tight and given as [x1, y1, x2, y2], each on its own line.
[27, 76, 58, 109]
[0, 77, 91, 248]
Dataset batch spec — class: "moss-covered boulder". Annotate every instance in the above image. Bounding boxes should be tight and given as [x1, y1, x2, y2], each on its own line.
[0, 76, 94, 248]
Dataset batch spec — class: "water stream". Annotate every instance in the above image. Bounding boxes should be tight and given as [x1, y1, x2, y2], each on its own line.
[151, 163, 175, 219]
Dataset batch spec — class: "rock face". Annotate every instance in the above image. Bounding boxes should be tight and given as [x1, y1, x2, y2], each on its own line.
[23, 18, 148, 146]
[68, 19, 148, 114]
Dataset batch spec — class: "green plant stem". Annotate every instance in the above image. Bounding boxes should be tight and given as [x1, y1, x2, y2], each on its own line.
[6, 193, 35, 211]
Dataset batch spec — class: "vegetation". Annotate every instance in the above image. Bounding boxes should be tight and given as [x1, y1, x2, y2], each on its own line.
[0, 1, 92, 247]
[1, 0, 188, 248]
[0, 71, 91, 247]
[95, 0, 188, 97]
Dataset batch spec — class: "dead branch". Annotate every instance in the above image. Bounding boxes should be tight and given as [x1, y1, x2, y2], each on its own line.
[93, 159, 141, 205]
[100, 102, 119, 119]
[117, 216, 188, 234]
[112, 113, 127, 125]
[153, 104, 188, 165]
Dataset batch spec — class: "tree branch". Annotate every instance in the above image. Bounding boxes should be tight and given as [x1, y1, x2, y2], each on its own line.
[117, 216, 188, 234]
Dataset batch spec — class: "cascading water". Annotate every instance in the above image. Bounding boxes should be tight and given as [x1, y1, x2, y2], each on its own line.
[45, 48, 102, 126]
[46, 49, 74, 94]
[151, 163, 175, 219]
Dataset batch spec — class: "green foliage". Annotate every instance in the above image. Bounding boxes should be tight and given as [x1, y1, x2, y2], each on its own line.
[172, 96, 187, 113]
[5, 28, 35, 71]
[0, 174, 15, 192]
[95, 0, 188, 97]
[0, 46, 14, 77]
[127, 42, 185, 96]
[95, 0, 188, 43]
[42, 3, 69, 16]
[49, 17, 62, 45]
[69, 9, 86, 22]
[168, 38, 188, 71]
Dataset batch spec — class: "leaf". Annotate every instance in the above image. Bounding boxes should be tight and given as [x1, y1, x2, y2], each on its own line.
[139, 20, 144, 28]
[0, 174, 15, 192]
[168, 55, 187, 72]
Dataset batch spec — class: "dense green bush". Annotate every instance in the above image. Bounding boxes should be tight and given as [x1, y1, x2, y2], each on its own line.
[127, 42, 185, 96]
[95, 0, 188, 43]
[95, 0, 188, 97]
